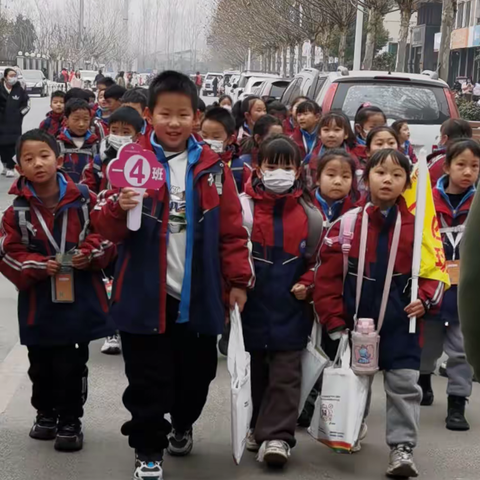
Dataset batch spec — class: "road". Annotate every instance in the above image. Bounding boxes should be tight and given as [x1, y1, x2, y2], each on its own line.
[0, 95, 479, 480]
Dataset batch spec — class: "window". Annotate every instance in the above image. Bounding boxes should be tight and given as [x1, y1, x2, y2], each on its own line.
[457, 2, 465, 28]
[281, 78, 301, 106]
[465, 1, 472, 26]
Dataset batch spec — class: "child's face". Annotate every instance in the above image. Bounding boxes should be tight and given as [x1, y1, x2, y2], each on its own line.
[110, 121, 138, 140]
[201, 119, 229, 144]
[253, 125, 283, 147]
[399, 123, 410, 143]
[66, 108, 91, 136]
[366, 156, 407, 208]
[220, 98, 232, 109]
[106, 98, 122, 113]
[17, 141, 61, 185]
[271, 110, 287, 123]
[123, 102, 145, 118]
[445, 149, 480, 191]
[297, 110, 320, 133]
[245, 100, 266, 126]
[368, 132, 398, 155]
[258, 159, 299, 178]
[320, 121, 348, 149]
[356, 113, 386, 138]
[147, 92, 197, 152]
[51, 97, 65, 115]
[98, 91, 108, 109]
[318, 159, 352, 202]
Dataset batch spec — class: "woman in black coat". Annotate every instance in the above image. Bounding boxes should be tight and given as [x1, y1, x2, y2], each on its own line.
[0, 68, 30, 177]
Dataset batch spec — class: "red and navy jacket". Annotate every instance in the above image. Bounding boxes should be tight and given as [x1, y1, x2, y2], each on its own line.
[291, 127, 322, 189]
[91, 115, 109, 142]
[241, 175, 317, 351]
[428, 148, 446, 187]
[229, 146, 256, 193]
[312, 188, 356, 236]
[138, 120, 154, 146]
[57, 128, 99, 184]
[283, 117, 295, 136]
[39, 111, 64, 138]
[433, 176, 475, 323]
[91, 133, 255, 337]
[82, 140, 116, 194]
[314, 197, 444, 370]
[402, 140, 418, 164]
[0, 173, 116, 346]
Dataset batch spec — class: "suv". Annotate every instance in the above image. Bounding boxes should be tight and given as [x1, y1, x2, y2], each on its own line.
[203, 73, 223, 96]
[23, 69, 48, 97]
[232, 71, 281, 102]
[281, 68, 326, 107]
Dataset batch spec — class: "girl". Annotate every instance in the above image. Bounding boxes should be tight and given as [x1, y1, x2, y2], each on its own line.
[291, 100, 322, 160]
[283, 96, 309, 135]
[318, 112, 358, 157]
[241, 134, 321, 468]
[354, 105, 387, 163]
[218, 94, 233, 111]
[419, 139, 479, 432]
[235, 95, 267, 143]
[314, 148, 444, 478]
[392, 120, 418, 164]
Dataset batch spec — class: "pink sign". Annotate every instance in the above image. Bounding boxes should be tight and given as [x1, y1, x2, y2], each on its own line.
[107, 143, 166, 190]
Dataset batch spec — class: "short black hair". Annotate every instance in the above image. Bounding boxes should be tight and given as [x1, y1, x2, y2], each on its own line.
[148, 70, 198, 112]
[320, 111, 356, 147]
[104, 84, 127, 101]
[296, 100, 321, 116]
[391, 119, 408, 135]
[267, 101, 287, 115]
[85, 90, 96, 102]
[354, 105, 387, 127]
[202, 107, 235, 136]
[198, 98, 206, 113]
[65, 87, 90, 104]
[65, 98, 91, 117]
[97, 76, 116, 88]
[446, 138, 480, 166]
[121, 88, 148, 110]
[218, 94, 233, 106]
[16, 128, 59, 164]
[4, 68, 15, 78]
[51, 90, 65, 101]
[108, 106, 144, 134]
[363, 148, 412, 188]
[441, 119, 472, 141]
[366, 126, 400, 150]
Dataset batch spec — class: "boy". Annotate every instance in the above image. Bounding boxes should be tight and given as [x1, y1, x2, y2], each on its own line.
[92, 71, 254, 480]
[85, 89, 96, 109]
[193, 97, 206, 134]
[267, 100, 288, 123]
[39, 90, 65, 138]
[57, 98, 99, 183]
[96, 76, 116, 95]
[121, 88, 153, 146]
[104, 84, 127, 115]
[291, 99, 322, 161]
[0, 129, 115, 452]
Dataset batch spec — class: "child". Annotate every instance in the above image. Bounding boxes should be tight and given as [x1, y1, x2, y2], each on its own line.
[267, 101, 288, 123]
[241, 134, 322, 468]
[283, 96, 309, 136]
[193, 98, 207, 134]
[292, 100, 322, 161]
[314, 148, 444, 478]
[57, 98, 99, 183]
[218, 94, 233, 111]
[236, 95, 267, 143]
[40, 90, 65, 138]
[96, 76, 116, 96]
[200, 106, 236, 155]
[104, 84, 127, 114]
[91, 70, 254, 480]
[0, 129, 115, 452]
[392, 119, 418, 164]
[318, 112, 358, 158]
[428, 119, 472, 186]
[85, 89, 96, 109]
[354, 105, 387, 163]
[120, 87, 153, 146]
[419, 139, 479, 431]
[92, 88, 111, 141]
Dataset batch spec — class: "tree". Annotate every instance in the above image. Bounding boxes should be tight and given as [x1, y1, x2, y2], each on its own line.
[439, 0, 457, 82]
[394, 0, 422, 72]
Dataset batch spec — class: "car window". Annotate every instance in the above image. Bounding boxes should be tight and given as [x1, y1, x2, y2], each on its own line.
[302, 77, 313, 96]
[310, 76, 327, 99]
[282, 78, 301, 106]
[270, 81, 290, 98]
[238, 75, 250, 88]
[333, 82, 451, 124]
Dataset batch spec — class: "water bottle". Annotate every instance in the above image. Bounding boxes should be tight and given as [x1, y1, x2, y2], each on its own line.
[351, 318, 380, 375]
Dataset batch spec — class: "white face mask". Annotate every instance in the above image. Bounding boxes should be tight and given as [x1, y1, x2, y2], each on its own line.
[6, 77, 17, 87]
[204, 139, 225, 154]
[108, 134, 133, 150]
[222, 105, 232, 112]
[261, 169, 296, 194]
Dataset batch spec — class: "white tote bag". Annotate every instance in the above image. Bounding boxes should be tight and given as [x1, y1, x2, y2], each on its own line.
[308, 333, 370, 453]
[299, 322, 330, 415]
[227, 305, 253, 465]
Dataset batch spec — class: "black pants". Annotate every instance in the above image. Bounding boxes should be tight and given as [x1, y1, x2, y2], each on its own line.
[120, 296, 218, 454]
[27, 343, 89, 422]
[0, 144, 16, 169]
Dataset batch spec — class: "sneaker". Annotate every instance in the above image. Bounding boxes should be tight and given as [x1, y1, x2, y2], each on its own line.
[446, 395, 470, 431]
[101, 334, 121, 355]
[167, 428, 193, 457]
[6, 169, 14, 178]
[29, 411, 57, 440]
[246, 429, 260, 452]
[439, 362, 447, 378]
[258, 440, 291, 468]
[351, 422, 368, 453]
[218, 322, 230, 356]
[133, 451, 164, 480]
[54, 419, 83, 452]
[386, 444, 419, 478]
[418, 373, 434, 406]
[1, 169, 6, 176]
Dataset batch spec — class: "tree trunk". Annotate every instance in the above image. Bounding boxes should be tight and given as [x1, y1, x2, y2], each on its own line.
[396, 6, 412, 72]
[439, 0, 456, 82]
[323, 47, 330, 71]
[277, 48, 282, 74]
[338, 26, 348, 66]
[289, 43, 295, 78]
[310, 39, 316, 68]
[297, 43, 303, 72]
[282, 46, 287, 77]
[363, 9, 379, 70]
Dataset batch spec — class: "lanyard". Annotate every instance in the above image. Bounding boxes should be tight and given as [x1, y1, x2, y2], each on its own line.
[355, 204, 402, 332]
[302, 133, 317, 155]
[440, 214, 464, 260]
[32, 206, 68, 254]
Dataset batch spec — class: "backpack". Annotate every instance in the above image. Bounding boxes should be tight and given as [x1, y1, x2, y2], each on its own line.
[58, 140, 99, 159]
[239, 193, 323, 260]
[13, 184, 91, 248]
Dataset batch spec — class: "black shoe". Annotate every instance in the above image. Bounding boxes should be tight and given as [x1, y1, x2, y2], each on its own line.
[218, 323, 230, 356]
[446, 395, 470, 431]
[419, 374, 434, 406]
[167, 428, 193, 456]
[29, 411, 57, 440]
[54, 419, 84, 452]
[134, 451, 164, 480]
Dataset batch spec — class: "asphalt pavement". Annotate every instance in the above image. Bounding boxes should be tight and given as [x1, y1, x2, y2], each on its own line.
[0, 95, 479, 480]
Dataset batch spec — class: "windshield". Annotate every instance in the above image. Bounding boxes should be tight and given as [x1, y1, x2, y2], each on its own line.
[80, 71, 97, 78]
[23, 71, 42, 81]
[238, 75, 251, 88]
[333, 81, 451, 124]
[270, 82, 290, 98]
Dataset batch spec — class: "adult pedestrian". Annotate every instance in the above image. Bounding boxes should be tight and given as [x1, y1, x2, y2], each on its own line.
[95, 68, 105, 85]
[70, 71, 83, 89]
[195, 71, 202, 95]
[116, 71, 126, 88]
[0, 68, 30, 177]
[61, 68, 69, 89]
[213, 76, 219, 97]
[462, 78, 474, 102]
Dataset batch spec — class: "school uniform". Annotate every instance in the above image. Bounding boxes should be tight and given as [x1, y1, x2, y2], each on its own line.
[229, 146, 255, 193]
[91, 112, 109, 143]
[91, 133, 254, 454]
[420, 176, 474, 398]
[403, 140, 418, 164]
[237, 122, 251, 143]
[39, 111, 64, 138]
[427, 148, 446, 187]
[0, 173, 115, 421]
[291, 127, 321, 189]
[241, 175, 318, 447]
[314, 197, 444, 447]
[282, 117, 295, 136]
[57, 128, 99, 184]
[312, 189, 356, 237]
[138, 119, 154, 147]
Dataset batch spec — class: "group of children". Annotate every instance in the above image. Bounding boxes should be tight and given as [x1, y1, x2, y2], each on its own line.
[0, 71, 476, 480]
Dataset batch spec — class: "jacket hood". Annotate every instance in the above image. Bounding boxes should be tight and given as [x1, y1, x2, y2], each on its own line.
[433, 175, 475, 217]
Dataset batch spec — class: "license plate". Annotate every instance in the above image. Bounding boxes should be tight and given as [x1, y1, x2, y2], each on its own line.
[26, 87, 32, 91]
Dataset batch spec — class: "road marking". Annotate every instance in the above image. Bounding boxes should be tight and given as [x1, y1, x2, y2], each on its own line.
[0, 342, 28, 414]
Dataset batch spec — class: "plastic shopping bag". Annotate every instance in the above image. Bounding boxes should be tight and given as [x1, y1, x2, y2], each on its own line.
[308, 333, 370, 453]
[299, 322, 329, 415]
[227, 305, 252, 465]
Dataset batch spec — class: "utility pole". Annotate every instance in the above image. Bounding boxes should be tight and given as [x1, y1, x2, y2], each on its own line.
[79, 0, 85, 67]
[123, 0, 129, 70]
[353, 4, 364, 70]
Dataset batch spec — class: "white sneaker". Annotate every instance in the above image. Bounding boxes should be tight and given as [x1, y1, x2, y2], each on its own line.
[100, 334, 121, 355]
[6, 169, 15, 178]
[167, 428, 193, 457]
[351, 422, 368, 453]
[258, 440, 291, 468]
[133, 451, 163, 480]
[246, 429, 259, 452]
[386, 444, 419, 478]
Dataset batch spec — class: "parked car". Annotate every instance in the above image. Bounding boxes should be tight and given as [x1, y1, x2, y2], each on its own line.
[280, 68, 325, 107]
[203, 72, 224, 96]
[23, 69, 48, 96]
[220, 70, 240, 95]
[232, 71, 282, 102]
[79, 70, 98, 90]
[255, 78, 291, 102]
[225, 74, 240, 97]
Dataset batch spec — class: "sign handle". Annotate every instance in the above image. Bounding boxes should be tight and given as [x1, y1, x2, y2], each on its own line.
[127, 188, 145, 232]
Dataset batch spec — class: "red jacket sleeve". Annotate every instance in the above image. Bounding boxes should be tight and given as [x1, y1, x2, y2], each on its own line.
[81, 159, 100, 194]
[39, 119, 47, 131]
[219, 165, 255, 289]
[418, 277, 444, 315]
[0, 207, 50, 290]
[313, 221, 347, 331]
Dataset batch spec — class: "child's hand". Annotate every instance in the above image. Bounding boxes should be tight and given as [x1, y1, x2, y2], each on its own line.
[291, 283, 307, 300]
[72, 252, 90, 270]
[405, 299, 425, 319]
[46, 260, 61, 276]
[119, 188, 146, 211]
[230, 287, 247, 312]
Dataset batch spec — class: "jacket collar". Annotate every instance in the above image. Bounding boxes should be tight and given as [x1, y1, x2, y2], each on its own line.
[58, 127, 97, 146]
[315, 189, 346, 221]
[434, 174, 475, 216]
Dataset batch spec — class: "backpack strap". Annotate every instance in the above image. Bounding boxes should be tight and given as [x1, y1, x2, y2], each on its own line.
[58, 139, 98, 158]
[13, 197, 33, 246]
[75, 184, 91, 244]
[298, 197, 323, 260]
[239, 193, 254, 235]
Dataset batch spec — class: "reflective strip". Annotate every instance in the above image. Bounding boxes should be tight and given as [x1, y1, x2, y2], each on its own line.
[214, 172, 223, 195]
[440, 215, 463, 260]
[32, 206, 68, 254]
[78, 202, 90, 244]
[16, 209, 29, 246]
